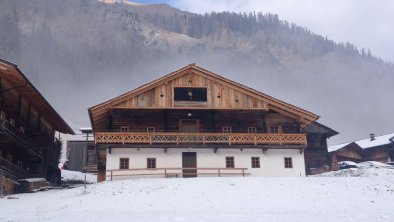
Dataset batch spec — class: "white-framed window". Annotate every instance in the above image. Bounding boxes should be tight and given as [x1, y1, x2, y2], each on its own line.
[223, 126, 232, 133]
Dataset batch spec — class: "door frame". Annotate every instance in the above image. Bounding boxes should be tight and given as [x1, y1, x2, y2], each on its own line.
[182, 152, 197, 177]
[179, 119, 200, 133]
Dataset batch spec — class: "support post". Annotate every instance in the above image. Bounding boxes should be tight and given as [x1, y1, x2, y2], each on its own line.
[110, 171, 113, 181]
[0, 170, 3, 197]
[218, 169, 221, 177]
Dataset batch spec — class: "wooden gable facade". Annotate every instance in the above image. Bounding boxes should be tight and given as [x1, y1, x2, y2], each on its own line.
[90, 64, 318, 132]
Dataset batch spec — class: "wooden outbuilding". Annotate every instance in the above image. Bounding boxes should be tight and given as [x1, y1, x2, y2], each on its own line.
[328, 133, 394, 164]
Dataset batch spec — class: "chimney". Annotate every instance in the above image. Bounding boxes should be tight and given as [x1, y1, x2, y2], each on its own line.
[370, 133, 375, 141]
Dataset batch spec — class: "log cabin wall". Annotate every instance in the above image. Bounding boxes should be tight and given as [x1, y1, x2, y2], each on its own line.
[304, 134, 329, 172]
[107, 109, 301, 133]
[364, 146, 390, 162]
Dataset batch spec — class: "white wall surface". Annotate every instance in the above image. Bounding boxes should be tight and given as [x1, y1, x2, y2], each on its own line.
[106, 148, 305, 180]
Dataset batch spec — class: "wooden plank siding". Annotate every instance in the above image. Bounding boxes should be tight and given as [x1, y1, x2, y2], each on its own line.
[113, 73, 267, 110]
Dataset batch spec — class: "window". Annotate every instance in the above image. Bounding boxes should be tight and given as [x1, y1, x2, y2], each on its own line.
[119, 158, 129, 169]
[120, 126, 129, 132]
[223, 126, 232, 133]
[269, 125, 281, 133]
[147, 158, 156, 169]
[147, 127, 156, 133]
[226, 157, 234, 168]
[251, 157, 260, 168]
[284, 157, 293, 168]
[248, 127, 257, 133]
[174, 87, 207, 102]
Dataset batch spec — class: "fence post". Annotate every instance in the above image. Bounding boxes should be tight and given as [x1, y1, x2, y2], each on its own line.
[110, 171, 113, 181]
[242, 169, 245, 177]
[164, 169, 167, 178]
[218, 169, 221, 177]
[0, 170, 3, 197]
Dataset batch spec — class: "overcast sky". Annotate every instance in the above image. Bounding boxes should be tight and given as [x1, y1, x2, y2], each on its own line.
[132, 0, 394, 62]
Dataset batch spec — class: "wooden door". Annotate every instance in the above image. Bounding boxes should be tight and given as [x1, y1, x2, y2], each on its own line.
[182, 152, 197, 177]
[180, 119, 199, 133]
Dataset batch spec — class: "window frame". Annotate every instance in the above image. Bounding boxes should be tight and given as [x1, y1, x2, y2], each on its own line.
[284, 157, 293, 168]
[119, 158, 129, 170]
[251, 157, 260, 168]
[120, 126, 130, 132]
[223, 126, 232, 133]
[248, 127, 257, 133]
[174, 87, 208, 102]
[147, 158, 156, 169]
[147, 127, 156, 133]
[226, 156, 235, 168]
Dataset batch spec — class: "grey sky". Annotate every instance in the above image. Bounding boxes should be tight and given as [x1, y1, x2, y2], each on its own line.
[169, 0, 394, 62]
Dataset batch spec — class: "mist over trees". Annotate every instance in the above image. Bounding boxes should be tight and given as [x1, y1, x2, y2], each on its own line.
[0, 0, 393, 144]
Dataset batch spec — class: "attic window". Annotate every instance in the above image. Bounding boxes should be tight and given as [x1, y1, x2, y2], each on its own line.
[174, 87, 207, 102]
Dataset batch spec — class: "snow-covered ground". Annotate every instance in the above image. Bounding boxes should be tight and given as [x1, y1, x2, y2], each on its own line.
[61, 170, 97, 184]
[1, 168, 393, 222]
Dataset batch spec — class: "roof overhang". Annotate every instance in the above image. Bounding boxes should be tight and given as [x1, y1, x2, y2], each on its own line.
[0, 59, 74, 135]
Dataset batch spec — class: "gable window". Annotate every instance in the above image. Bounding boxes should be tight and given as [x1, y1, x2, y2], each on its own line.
[226, 156, 235, 168]
[174, 87, 207, 102]
[248, 127, 257, 133]
[284, 157, 293, 168]
[223, 126, 232, 133]
[119, 158, 129, 169]
[147, 158, 156, 169]
[251, 157, 260, 168]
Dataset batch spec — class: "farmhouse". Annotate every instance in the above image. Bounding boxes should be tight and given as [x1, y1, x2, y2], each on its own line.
[89, 64, 336, 181]
[0, 59, 74, 193]
[328, 133, 394, 163]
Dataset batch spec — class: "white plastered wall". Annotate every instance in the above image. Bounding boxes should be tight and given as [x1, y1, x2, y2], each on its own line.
[105, 148, 305, 180]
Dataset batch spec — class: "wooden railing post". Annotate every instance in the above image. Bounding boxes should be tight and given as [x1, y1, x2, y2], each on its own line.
[242, 169, 245, 177]
[110, 171, 113, 181]
[164, 169, 167, 178]
[279, 134, 282, 145]
[254, 135, 257, 145]
[218, 169, 221, 177]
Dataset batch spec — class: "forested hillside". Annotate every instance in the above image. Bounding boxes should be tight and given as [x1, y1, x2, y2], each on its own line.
[0, 0, 393, 143]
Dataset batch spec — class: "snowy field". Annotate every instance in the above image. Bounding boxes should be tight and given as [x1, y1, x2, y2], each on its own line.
[1, 167, 394, 222]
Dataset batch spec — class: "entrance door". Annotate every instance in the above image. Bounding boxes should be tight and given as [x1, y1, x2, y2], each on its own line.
[182, 152, 197, 177]
[180, 119, 199, 133]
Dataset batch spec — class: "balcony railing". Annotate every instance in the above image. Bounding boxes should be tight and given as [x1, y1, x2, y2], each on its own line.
[0, 120, 43, 156]
[95, 132, 307, 145]
[0, 157, 34, 180]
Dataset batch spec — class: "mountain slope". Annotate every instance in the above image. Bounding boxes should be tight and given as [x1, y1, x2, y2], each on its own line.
[0, 0, 393, 144]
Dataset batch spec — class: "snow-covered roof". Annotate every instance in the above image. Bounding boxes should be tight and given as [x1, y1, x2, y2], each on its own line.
[328, 142, 351, 152]
[328, 133, 394, 152]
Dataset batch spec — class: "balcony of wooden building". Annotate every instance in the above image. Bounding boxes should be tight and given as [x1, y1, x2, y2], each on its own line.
[95, 130, 307, 147]
[0, 118, 44, 158]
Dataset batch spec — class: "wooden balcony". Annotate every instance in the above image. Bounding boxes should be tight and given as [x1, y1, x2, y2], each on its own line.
[95, 132, 307, 146]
